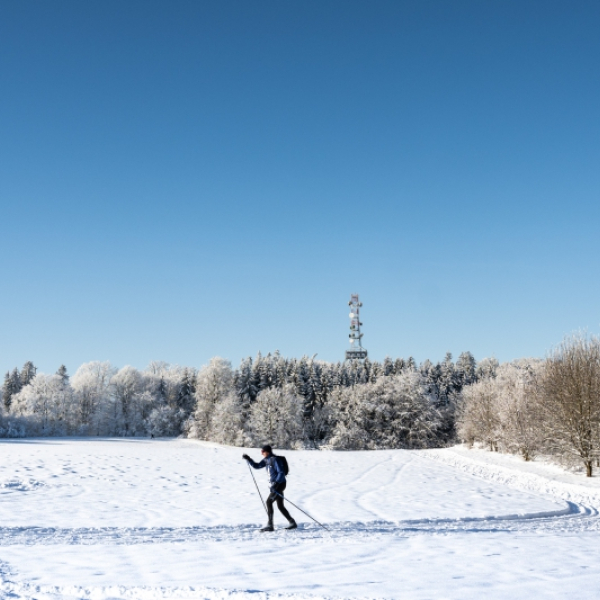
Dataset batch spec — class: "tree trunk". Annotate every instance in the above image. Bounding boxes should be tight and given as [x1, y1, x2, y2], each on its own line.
[586, 461, 593, 477]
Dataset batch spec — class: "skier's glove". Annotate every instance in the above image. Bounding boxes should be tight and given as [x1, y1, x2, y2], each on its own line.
[242, 454, 250, 461]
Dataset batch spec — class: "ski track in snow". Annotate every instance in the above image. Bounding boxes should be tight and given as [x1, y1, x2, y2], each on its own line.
[0, 503, 593, 547]
[420, 448, 600, 530]
[0, 479, 46, 493]
[0, 558, 339, 600]
[0, 451, 597, 547]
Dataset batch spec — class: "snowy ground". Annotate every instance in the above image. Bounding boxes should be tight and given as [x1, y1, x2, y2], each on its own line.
[1, 439, 600, 599]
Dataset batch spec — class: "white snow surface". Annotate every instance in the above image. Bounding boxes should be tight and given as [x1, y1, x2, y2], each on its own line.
[1, 439, 600, 599]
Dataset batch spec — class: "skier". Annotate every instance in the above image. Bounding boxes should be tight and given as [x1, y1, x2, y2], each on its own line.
[243, 444, 297, 532]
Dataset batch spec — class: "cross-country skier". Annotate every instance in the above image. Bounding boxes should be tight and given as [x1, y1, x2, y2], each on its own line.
[243, 444, 297, 532]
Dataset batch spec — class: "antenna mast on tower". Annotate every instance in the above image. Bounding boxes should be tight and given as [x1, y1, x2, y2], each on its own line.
[345, 293, 368, 361]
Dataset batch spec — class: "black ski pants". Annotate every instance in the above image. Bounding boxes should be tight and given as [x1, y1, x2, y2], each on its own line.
[266, 481, 293, 523]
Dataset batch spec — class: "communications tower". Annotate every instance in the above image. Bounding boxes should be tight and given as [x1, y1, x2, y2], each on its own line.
[345, 293, 368, 361]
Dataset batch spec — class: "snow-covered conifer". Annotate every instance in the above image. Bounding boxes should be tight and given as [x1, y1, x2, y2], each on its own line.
[274, 351, 288, 388]
[370, 360, 383, 381]
[177, 368, 196, 413]
[235, 357, 256, 409]
[56, 365, 69, 386]
[456, 352, 477, 387]
[437, 352, 457, 407]
[2, 372, 13, 412]
[393, 358, 405, 374]
[362, 358, 373, 383]
[10, 368, 22, 397]
[20, 362, 37, 387]
[476, 357, 499, 380]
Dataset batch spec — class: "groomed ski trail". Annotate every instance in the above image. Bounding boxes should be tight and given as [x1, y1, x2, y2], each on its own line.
[0, 500, 597, 546]
[2, 449, 600, 546]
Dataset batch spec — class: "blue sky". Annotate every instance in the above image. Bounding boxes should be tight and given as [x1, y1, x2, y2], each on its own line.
[1, 1, 599, 375]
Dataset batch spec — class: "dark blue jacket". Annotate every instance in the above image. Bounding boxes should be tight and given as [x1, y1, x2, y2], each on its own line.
[248, 455, 286, 485]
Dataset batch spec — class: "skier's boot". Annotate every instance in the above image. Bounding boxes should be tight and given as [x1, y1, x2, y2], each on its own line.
[260, 522, 274, 532]
[285, 519, 297, 530]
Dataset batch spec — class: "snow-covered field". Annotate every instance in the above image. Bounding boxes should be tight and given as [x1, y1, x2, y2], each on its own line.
[1, 439, 600, 599]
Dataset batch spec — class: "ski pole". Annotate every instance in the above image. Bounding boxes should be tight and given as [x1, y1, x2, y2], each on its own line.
[273, 490, 330, 531]
[247, 462, 268, 517]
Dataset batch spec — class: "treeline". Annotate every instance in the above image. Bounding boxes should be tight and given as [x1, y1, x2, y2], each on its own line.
[457, 334, 600, 477]
[6, 339, 598, 470]
[1, 351, 494, 448]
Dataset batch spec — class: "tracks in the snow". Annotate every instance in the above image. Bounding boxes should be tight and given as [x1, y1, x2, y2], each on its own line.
[2, 449, 600, 547]
[0, 501, 597, 546]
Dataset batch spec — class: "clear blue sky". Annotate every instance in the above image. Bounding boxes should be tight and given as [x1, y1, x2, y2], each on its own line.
[1, 1, 599, 375]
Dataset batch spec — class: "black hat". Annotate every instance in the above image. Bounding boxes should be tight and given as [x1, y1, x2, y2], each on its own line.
[261, 444, 272, 454]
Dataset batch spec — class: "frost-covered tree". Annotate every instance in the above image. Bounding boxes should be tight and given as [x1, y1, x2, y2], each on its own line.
[248, 385, 303, 449]
[330, 372, 442, 450]
[382, 356, 394, 376]
[458, 348, 600, 472]
[71, 361, 116, 434]
[146, 360, 170, 375]
[456, 376, 501, 450]
[300, 360, 333, 447]
[234, 356, 256, 409]
[56, 365, 69, 386]
[293, 356, 312, 405]
[140, 363, 197, 434]
[10, 368, 22, 400]
[0, 350, 487, 445]
[145, 364, 191, 409]
[20, 361, 37, 387]
[476, 357, 499, 380]
[420, 359, 440, 399]
[370, 359, 383, 381]
[156, 375, 168, 404]
[393, 358, 406, 374]
[326, 384, 363, 449]
[2, 372, 14, 411]
[176, 368, 195, 412]
[110, 366, 143, 435]
[437, 352, 457, 407]
[540, 334, 600, 476]
[274, 351, 289, 389]
[362, 358, 373, 383]
[492, 359, 544, 460]
[146, 405, 184, 437]
[249, 352, 263, 398]
[11, 374, 74, 435]
[209, 391, 247, 446]
[191, 357, 234, 439]
[456, 352, 477, 387]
